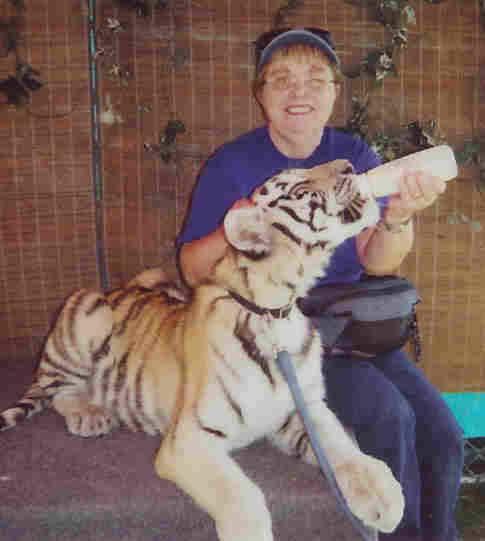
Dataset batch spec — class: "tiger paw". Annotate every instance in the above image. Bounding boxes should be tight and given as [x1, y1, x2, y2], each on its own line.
[334, 455, 404, 533]
[65, 404, 117, 437]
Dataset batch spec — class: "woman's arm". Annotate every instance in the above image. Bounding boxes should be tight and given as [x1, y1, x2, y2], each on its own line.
[179, 198, 254, 288]
[356, 220, 414, 275]
[357, 170, 446, 275]
[179, 226, 227, 288]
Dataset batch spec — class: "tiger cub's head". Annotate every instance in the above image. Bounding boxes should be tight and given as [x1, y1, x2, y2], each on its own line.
[221, 160, 380, 300]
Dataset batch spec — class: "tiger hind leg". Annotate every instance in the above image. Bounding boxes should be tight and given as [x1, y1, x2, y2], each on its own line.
[52, 391, 117, 437]
[44, 288, 118, 437]
[0, 289, 116, 435]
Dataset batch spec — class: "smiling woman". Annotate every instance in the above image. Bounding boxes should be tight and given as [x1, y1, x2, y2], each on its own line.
[252, 30, 343, 159]
[176, 27, 463, 541]
[255, 55, 340, 158]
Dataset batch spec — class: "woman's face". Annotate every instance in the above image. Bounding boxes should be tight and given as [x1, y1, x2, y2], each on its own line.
[256, 53, 339, 154]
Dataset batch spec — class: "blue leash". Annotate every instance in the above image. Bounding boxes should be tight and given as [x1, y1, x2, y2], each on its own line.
[276, 350, 375, 541]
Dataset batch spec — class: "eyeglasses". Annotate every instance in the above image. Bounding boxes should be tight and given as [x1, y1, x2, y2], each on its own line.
[263, 74, 338, 93]
[254, 27, 338, 68]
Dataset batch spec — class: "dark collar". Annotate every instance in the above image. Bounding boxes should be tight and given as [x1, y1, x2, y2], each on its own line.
[228, 290, 293, 319]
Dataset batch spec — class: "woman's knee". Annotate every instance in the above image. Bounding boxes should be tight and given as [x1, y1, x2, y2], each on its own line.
[423, 410, 464, 466]
[374, 388, 417, 437]
[325, 359, 416, 433]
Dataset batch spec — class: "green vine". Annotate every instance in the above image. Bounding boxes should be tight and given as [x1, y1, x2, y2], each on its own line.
[0, 14, 44, 108]
[94, 18, 133, 87]
[341, 95, 445, 162]
[144, 120, 186, 163]
[363, 47, 397, 82]
[376, 0, 416, 48]
[344, 1, 417, 83]
[273, 0, 304, 28]
[97, 2, 189, 166]
[97, 1, 189, 80]
[113, 0, 169, 17]
[454, 137, 485, 193]
[0, 16, 20, 57]
[342, 95, 485, 193]
[340, 0, 483, 195]
[8, 0, 25, 9]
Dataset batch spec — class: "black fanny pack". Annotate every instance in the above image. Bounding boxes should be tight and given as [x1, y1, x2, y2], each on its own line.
[297, 275, 421, 360]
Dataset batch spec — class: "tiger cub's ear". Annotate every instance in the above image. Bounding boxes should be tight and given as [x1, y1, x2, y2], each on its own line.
[224, 206, 273, 257]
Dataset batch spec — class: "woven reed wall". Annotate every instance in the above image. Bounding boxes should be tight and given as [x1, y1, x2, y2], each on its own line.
[0, 0, 483, 393]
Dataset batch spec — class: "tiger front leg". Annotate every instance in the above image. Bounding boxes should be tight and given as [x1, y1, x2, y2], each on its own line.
[155, 422, 273, 541]
[270, 400, 404, 534]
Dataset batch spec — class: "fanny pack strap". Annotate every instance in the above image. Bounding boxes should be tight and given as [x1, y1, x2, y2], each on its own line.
[409, 305, 422, 362]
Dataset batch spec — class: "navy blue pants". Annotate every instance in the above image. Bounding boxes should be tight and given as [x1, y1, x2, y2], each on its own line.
[323, 349, 464, 541]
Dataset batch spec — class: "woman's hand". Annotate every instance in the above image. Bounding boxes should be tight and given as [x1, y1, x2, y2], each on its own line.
[228, 197, 254, 211]
[384, 171, 447, 225]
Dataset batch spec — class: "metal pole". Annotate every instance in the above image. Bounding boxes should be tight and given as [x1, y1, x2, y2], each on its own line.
[87, 0, 108, 290]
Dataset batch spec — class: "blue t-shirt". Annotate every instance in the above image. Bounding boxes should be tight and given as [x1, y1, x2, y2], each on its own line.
[177, 126, 384, 286]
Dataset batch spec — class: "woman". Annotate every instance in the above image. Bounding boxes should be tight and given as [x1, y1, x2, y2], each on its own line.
[177, 28, 463, 541]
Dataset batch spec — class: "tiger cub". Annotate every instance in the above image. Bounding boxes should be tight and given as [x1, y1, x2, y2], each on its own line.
[0, 160, 404, 541]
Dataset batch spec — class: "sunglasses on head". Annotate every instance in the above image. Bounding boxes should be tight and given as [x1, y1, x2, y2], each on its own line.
[254, 27, 336, 65]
